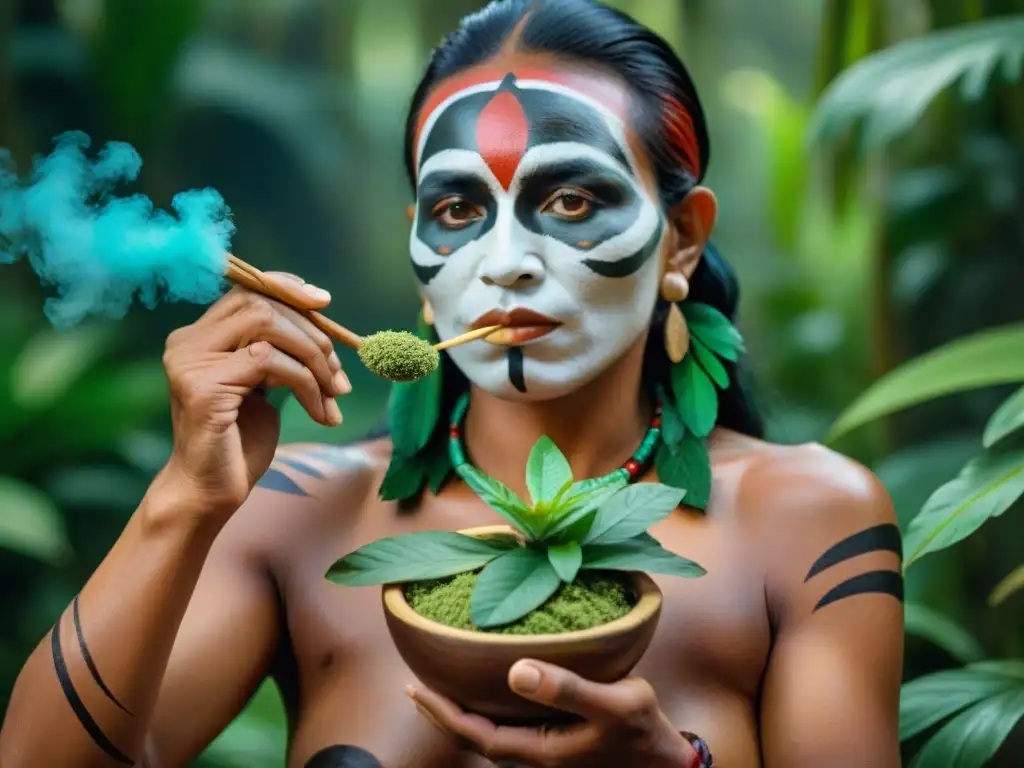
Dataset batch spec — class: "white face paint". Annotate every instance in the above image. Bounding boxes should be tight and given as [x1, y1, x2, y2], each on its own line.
[410, 73, 665, 401]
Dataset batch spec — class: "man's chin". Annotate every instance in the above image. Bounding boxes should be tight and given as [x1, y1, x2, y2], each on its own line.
[466, 366, 602, 403]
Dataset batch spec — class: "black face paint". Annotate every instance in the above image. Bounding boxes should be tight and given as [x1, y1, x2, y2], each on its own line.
[305, 745, 383, 768]
[804, 524, 903, 582]
[813, 570, 905, 612]
[513, 158, 641, 248]
[413, 171, 498, 284]
[582, 217, 664, 278]
[507, 347, 526, 392]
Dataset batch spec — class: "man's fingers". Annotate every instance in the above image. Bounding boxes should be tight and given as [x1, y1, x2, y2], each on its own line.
[408, 684, 593, 765]
[192, 300, 347, 397]
[227, 342, 341, 426]
[508, 660, 658, 728]
[260, 271, 332, 310]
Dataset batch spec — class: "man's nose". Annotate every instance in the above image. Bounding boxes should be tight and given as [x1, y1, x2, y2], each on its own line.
[477, 219, 545, 288]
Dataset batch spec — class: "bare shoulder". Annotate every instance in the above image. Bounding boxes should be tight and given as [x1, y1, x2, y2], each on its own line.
[209, 436, 395, 562]
[714, 431, 901, 618]
[715, 430, 895, 531]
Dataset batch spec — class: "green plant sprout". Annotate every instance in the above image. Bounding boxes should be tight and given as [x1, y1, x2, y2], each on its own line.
[327, 436, 705, 629]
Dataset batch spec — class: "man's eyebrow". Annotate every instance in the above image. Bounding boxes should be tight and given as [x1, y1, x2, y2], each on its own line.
[417, 170, 491, 194]
[517, 157, 633, 187]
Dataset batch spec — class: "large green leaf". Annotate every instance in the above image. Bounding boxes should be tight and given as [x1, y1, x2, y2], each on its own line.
[903, 602, 984, 665]
[583, 483, 686, 545]
[470, 547, 561, 628]
[0, 476, 72, 564]
[542, 475, 628, 541]
[671, 355, 717, 438]
[548, 542, 583, 584]
[683, 302, 744, 362]
[900, 661, 1024, 742]
[811, 16, 1024, 151]
[908, 687, 1024, 768]
[984, 385, 1024, 449]
[325, 531, 512, 586]
[903, 446, 1024, 568]
[655, 435, 711, 510]
[828, 323, 1024, 442]
[526, 436, 573, 506]
[458, 464, 544, 539]
[581, 535, 705, 578]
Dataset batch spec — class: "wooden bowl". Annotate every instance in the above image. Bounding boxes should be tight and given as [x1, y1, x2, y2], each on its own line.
[382, 525, 663, 723]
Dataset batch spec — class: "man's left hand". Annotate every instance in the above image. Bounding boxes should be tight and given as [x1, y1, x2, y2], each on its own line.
[406, 659, 697, 767]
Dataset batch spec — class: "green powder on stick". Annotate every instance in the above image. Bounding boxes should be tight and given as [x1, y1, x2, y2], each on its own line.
[405, 570, 634, 635]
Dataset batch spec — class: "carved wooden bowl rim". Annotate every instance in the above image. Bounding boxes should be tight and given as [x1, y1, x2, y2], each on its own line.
[382, 524, 663, 646]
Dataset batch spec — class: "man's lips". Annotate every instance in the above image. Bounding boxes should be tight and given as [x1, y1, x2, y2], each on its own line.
[469, 307, 561, 331]
[469, 308, 562, 345]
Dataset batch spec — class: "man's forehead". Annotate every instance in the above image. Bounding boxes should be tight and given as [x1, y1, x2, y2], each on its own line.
[416, 70, 634, 189]
[416, 64, 631, 144]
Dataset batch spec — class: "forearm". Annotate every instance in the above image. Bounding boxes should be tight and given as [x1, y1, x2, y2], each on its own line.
[0, 470, 224, 768]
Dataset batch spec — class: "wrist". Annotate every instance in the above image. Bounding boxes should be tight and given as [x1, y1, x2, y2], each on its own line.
[138, 462, 232, 542]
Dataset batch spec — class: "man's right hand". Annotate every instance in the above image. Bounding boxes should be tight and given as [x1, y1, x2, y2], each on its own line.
[159, 272, 351, 521]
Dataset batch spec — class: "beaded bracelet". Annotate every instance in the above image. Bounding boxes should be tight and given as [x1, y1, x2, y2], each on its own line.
[680, 731, 714, 768]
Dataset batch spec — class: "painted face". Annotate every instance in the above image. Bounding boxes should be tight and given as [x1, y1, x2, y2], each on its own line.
[411, 70, 665, 401]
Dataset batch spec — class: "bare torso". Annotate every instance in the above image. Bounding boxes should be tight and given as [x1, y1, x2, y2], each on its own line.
[261, 431, 788, 768]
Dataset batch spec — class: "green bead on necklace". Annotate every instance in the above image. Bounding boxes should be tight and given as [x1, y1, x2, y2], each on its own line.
[447, 391, 664, 488]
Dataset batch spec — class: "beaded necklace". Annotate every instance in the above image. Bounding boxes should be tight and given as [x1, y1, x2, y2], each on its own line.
[447, 391, 664, 489]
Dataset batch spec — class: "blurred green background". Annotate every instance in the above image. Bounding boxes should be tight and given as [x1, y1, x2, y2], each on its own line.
[1, 0, 1022, 765]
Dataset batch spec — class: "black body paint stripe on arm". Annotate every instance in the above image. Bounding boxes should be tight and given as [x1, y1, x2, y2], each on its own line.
[804, 523, 903, 581]
[50, 619, 134, 764]
[73, 596, 133, 715]
[813, 570, 904, 612]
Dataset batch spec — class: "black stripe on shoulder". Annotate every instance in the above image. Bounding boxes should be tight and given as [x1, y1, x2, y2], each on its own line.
[804, 523, 902, 582]
[813, 570, 904, 612]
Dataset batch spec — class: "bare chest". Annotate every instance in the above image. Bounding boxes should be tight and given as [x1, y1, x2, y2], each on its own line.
[275, 493, 771, 767]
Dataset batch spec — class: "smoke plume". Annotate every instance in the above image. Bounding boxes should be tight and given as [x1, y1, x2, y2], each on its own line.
[0, 131, 233, 326]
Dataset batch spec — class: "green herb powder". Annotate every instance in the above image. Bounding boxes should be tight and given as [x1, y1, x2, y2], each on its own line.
[405, 570, 634, 634]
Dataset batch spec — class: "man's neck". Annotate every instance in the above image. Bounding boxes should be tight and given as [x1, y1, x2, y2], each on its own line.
[461, 342, 650, 500]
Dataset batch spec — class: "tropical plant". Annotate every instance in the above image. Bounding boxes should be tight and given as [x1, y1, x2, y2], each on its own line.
[813, 11, 1024, 766]
[328, 436, 704, 628]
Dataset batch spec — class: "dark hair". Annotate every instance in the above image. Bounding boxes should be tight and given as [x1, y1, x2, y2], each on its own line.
[402, 0, 764, 439]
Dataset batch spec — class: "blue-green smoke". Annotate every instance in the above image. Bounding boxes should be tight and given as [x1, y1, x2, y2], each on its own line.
[0, 131, 233, 326]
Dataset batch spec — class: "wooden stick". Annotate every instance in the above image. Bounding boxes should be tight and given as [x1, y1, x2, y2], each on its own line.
[225, 254, 504, 353]
[434, 324, 504, 351]
[224, 255, 363, 350]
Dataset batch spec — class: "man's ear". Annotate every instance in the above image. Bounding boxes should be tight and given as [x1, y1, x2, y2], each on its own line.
[407, 204, 415, 222]
[664, 186, 717, 279]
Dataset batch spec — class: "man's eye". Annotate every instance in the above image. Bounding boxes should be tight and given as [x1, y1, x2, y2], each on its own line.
[434, 198, 482, 229]
[542, 189, 594, 221]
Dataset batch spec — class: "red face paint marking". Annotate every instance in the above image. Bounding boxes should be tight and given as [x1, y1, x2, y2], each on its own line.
[475, 87, 529, 190]
[414, 65, 630, 166]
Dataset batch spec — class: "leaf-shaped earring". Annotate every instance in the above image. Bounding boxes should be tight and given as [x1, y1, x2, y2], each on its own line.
[422, 299, 435, 326]
[660, 272, 690, 364]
